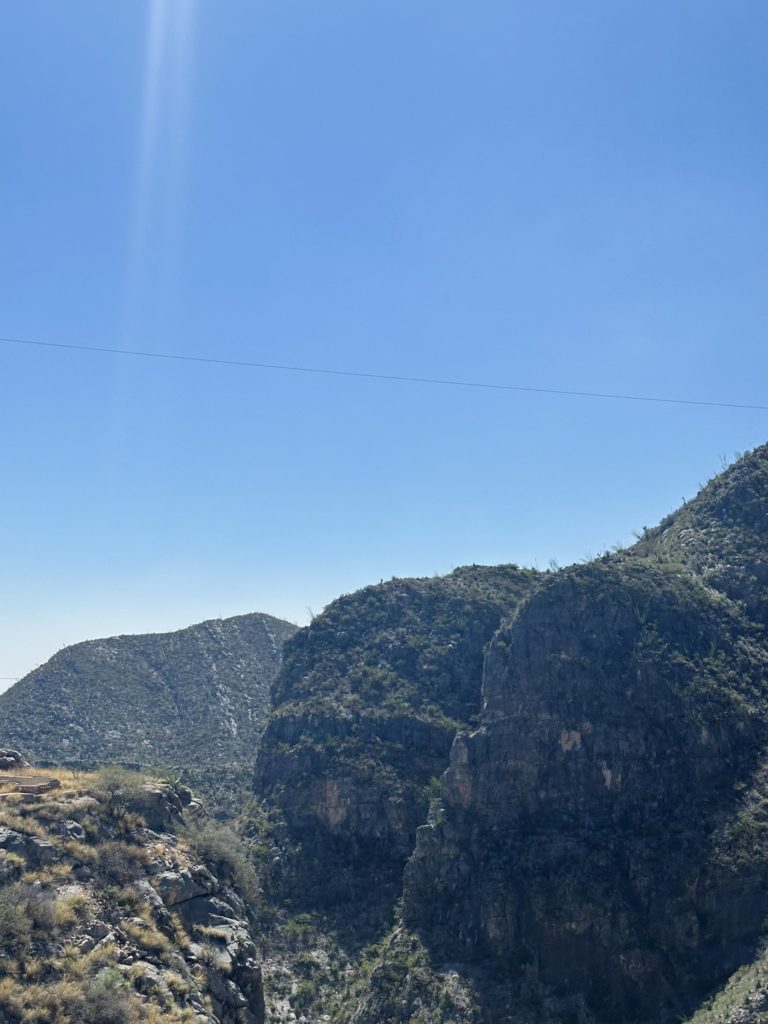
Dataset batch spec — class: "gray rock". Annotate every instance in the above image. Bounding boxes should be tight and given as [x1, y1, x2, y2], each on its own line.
[0, 748, 29, 770]
[0, 826, 57, 867]
[153, 866, 218, 906]
[124, 784, 184, 831]
[61, 819, 86, 840]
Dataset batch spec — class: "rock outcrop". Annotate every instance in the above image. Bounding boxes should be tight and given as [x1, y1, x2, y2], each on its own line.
[254, 565, 539, 901]
[0, 766, 265, 1024]
[0, 750, 28, 771]
[0, 612, 297, 766]
[251, 442, 768, 1024]
[404, 560, 768, 1020]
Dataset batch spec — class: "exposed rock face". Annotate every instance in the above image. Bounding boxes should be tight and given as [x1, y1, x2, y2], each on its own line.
[254, 566, 539, 900]
[249, 444, 768, 1024]
[403, 457, 768, 1021]
[0, 612, 297, 766]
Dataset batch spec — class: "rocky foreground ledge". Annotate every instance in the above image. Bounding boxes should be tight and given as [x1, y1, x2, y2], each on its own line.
[0, 761, 264, 1024]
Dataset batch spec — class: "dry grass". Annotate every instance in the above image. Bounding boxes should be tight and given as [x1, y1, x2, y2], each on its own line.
[122, 919, 173, 956]
[0, 808, 51, 838]
[23, 863, 74, 885]
[0, 765, 230, 1024]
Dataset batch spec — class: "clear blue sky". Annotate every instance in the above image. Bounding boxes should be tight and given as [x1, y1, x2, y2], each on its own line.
[1, 0, 767, 686]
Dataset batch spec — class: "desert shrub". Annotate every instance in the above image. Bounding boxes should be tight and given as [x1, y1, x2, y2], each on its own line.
[96, 840, 148, 883]
[52, 889, 92, 929]
[0, 882, 94, 952]
[184, 820, 259, 905]
[80, 967, 143, 1024]
[122, 919, 172, 955]
[292, 977, 319, 1013]
[94, 766, 148, 818]
[196, 942, 230, 972]
[0, 851, 24, 881]
[0, 884, 32, 948]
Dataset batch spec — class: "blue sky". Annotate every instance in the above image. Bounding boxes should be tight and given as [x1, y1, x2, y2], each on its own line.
[1, 0, 767, 685]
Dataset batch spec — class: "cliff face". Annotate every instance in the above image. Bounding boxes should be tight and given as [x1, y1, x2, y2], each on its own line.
[0, 613, 297, 767]
[250, 444, 768, 1024]
[399, 447, 768, 1021]
[254, 566, 539, 900]
[404, 560, 768, 1020]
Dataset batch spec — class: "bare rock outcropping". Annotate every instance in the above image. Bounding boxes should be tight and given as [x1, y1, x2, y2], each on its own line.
[404, 560, 768, 1020]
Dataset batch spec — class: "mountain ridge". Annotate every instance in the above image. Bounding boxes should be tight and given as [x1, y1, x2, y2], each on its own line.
[0, 611, 297, 767]
[250, 443, 768, 1023]
[3, 445, 768, 1022]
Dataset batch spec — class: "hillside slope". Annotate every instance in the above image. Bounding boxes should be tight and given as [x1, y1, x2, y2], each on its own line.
[0, 613, 297, 767]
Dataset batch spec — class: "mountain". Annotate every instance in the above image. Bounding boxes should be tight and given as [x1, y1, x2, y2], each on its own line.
[254, 564, 540, 901]
[0, 613, 297, 767]
[4, 446, 768, 1023]
[250, 444, 768, 1023]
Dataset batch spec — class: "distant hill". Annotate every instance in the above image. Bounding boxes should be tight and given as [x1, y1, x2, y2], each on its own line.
[0, 612, 297, 766]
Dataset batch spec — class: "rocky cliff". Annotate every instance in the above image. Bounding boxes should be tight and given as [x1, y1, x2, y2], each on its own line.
[404, 560, 768, 1020]
[0, 613, 297, 767]
[401, 445, 768, 1022]
[251, 443, 768, 1023]
[254, 566, 539, 901]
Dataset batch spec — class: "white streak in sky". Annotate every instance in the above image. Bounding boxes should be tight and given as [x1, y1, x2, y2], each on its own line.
[123, 0, 196, 341]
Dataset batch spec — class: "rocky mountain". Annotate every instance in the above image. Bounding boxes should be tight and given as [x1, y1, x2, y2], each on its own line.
[0, 613, 297, 767]
[254, 565, 540, 901]
[250, 443, 768, 1023]
[4, 446, 768, 1023]
[404, 559, 768, 1021]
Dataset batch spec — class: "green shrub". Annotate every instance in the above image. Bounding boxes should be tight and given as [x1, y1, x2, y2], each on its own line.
[93, 766, 148, 818]
[80, 967, 143, 1024]
[184, 820, 260, 906]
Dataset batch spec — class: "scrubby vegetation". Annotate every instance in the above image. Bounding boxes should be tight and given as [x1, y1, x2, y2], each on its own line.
[0, 612, 297, 767]
[0, 765, 264, 1024]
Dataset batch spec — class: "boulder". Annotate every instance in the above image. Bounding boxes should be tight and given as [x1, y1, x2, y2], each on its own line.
[124, 784, 183, 831]
[0, 826, 58, 867]
[153, 866, 218, 906]
[0, 749, 29, 771]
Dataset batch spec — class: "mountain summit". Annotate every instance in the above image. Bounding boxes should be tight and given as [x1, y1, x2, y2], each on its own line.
[0, 612, 297, 766]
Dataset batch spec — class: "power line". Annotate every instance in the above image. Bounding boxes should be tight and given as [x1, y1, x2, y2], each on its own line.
[1, 333, 766, 412]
